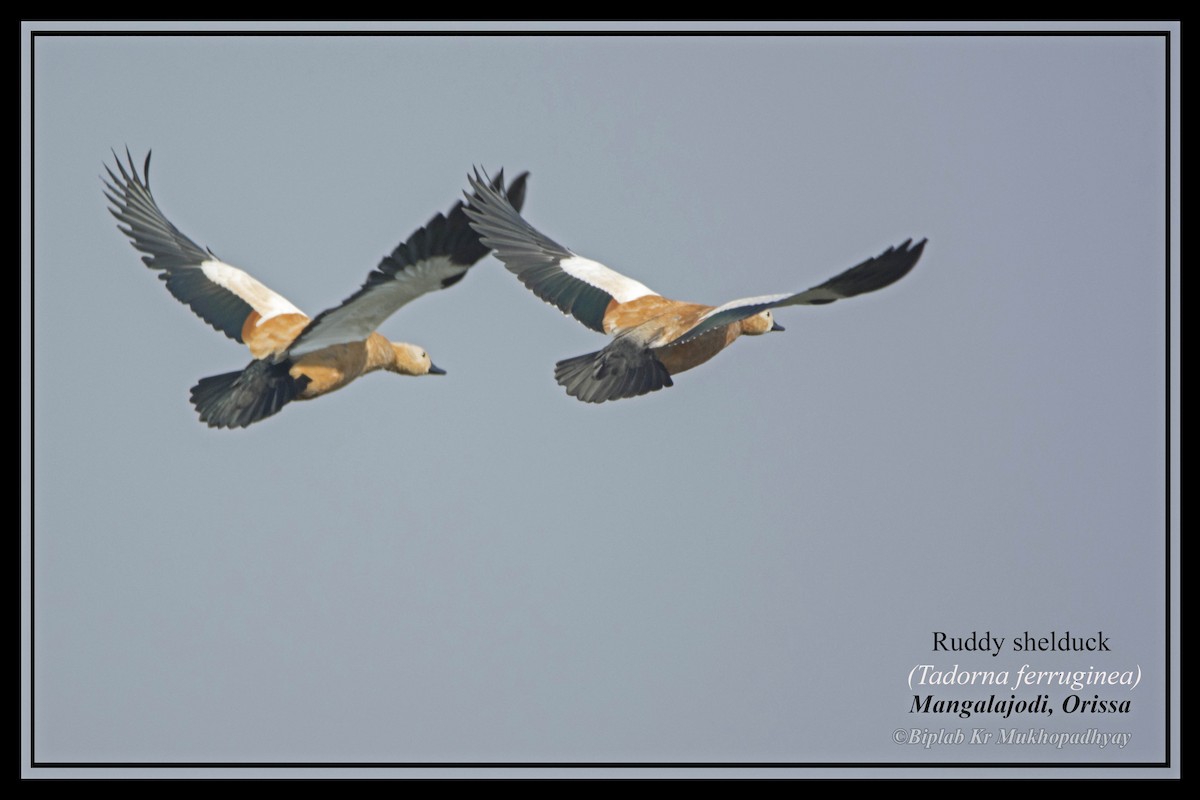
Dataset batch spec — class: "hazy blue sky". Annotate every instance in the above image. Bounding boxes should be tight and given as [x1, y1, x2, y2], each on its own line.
[22, 22, 1178, 778]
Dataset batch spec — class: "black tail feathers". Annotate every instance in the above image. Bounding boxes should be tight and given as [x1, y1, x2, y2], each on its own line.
[189, 359, 309, 429]
[553, 339, 673, 404]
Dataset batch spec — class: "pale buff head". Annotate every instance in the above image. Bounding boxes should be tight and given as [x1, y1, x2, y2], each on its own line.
[388, 342, 446, 376]
[741, 310, 784, 336]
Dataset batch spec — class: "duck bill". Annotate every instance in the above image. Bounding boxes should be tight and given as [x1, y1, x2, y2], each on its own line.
[770, 321, 785, 332]
[428, 363, 447, 375]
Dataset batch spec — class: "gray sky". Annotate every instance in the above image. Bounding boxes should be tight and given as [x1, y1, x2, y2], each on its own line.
[22, 22, 1179, 778]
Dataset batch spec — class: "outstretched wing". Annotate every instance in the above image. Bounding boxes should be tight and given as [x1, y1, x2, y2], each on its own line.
[665, 238, 927, 347]
[287, 169, 530, 358]
[463, 168, 655, 333]
[104, 148, 304, 343]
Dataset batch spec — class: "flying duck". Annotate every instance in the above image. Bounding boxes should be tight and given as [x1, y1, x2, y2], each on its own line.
[463, 169, 925, 403]
[105, 151, 528, 428]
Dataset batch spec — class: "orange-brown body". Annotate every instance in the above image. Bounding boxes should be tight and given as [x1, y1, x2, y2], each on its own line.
[601, 295, 771, 375]
[290, 334, 406, 398]
[241, 311, 430, 400]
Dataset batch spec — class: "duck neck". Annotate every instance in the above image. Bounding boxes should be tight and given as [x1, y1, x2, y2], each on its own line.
[365, 334, 401, 374]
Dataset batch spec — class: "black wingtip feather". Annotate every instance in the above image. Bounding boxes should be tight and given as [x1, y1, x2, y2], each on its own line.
[819, 235, 927, 299]
[505, 171, 530, 214]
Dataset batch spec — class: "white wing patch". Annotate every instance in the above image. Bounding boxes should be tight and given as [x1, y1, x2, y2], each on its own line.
[697, 293, 791, 322]
[288, 255, 462, 357]
[200, 259, 304, 323]
[559, 255, 655, 303]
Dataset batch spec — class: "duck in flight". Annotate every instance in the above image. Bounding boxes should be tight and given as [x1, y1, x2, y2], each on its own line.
[463, 169, 925, 404]
[105, 151, 528, 428]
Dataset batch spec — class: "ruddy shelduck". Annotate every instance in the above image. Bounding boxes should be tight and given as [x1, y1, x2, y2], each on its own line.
[105, 151, 528, 428]
[463, 169, 926, 403]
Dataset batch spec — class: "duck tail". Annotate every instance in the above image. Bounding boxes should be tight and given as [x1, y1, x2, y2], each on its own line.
[189, 359, 309, 429]
[553, 338, 673, 404]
